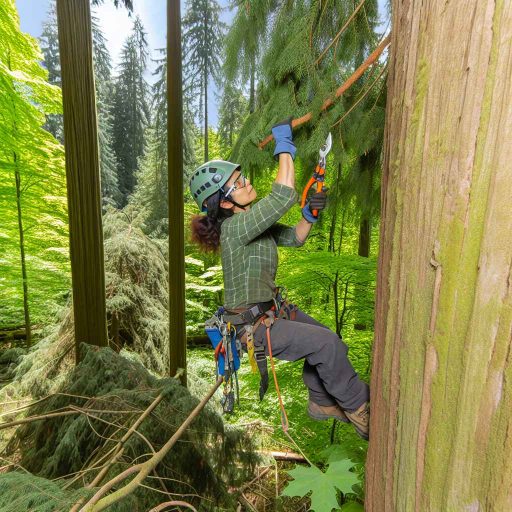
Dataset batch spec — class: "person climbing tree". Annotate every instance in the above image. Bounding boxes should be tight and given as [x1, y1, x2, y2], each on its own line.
[189, 119, 370, 440]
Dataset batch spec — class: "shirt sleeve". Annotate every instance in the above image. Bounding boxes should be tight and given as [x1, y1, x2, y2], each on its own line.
[223, 182, 298, 246]
[268, 223, 305, 247]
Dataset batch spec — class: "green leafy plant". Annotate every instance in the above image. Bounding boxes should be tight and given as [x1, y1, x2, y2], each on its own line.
[282, 444, 363, 512]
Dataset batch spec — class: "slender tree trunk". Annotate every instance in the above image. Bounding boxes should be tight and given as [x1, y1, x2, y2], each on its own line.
[14, 155, 31, 345]
[56, 0, 108, 361]
[328, 163, 342, 253]
[167, 0, 186, 385]
[204, 70, 208, 161]
[7, 50, 32, 345]
[366, 2, 512, 510]
[358, 217, 370, 257]
[203, 11, 208, 162]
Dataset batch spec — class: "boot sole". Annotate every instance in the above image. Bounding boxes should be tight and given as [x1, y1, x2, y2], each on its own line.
[307, 406, 349, 423]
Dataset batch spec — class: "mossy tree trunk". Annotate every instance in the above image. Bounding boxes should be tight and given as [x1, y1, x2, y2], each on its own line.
[366, 2, 512, 510]
[56, 0, 108, 360]
[167, 0, 187, 384]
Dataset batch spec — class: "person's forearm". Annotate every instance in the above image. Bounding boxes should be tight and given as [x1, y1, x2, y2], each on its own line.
[275, 153, 295, 188]
[295, 217, 313, 243]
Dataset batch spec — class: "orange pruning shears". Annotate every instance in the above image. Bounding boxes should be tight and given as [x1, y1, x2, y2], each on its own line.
[300, 133, 333, 216]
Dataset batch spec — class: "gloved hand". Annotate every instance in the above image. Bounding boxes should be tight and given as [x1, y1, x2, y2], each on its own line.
[302, 190, 328, 223]
[271, 118, 296, 161]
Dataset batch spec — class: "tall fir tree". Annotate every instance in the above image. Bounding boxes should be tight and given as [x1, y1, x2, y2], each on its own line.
[39, 1, 120, 207]
[218, 83, 248, 155]
[39, 1, 63, 143]
[182, 0, 224, 162]
[132, 50, 196, 237]
[91, 14, 121, 207]
[224, 0, 275, 114]
[110, 16, 150, 206]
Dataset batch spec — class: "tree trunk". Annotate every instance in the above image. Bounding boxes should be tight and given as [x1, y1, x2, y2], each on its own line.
[56, 0, 108, 361]
[14, 157, 31, 345]
[358, 217, 370, 258]
[204, 71, 208, 161]
[167, 0, 187, 385]
[366, 2, 512, 511]
[203, 12, 208, 162]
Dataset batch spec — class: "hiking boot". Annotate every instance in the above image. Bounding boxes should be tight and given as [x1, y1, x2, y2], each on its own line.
[307, 400, 349, 423]
[344, 401, 370, 440]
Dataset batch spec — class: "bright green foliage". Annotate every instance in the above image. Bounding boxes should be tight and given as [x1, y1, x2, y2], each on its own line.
[110, 16, 150, 205]
[0, 0, 69, 328]
[278, 251, 377, 335]
[282, 456, 360, 511]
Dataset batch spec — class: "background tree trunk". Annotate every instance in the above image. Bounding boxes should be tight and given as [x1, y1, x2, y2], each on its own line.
[14, 155, 31, 345]
[56, 0, 108, 360]
[366, 2, 512, 511]
[167, 0, 187, 385]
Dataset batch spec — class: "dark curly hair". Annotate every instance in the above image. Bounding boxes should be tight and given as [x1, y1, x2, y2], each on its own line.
[190, 190, 233, 252]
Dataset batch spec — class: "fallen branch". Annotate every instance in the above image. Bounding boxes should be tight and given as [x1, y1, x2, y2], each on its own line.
[80, 377, 223, 512]
[148, 501, 198, 512]
[258, 33, 391, 149]
[264, 451, 308, 463]
[70, 369, 185, 511]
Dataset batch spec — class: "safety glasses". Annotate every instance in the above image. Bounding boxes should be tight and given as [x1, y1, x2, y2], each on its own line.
[224, 172, 247, 198]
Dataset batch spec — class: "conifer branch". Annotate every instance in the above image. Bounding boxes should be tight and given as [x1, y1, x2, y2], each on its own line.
[314, 0, 367, 67]
[258, 33, 391, 149]
[80, 377, 223, 512]
[331, 63, 388, 129]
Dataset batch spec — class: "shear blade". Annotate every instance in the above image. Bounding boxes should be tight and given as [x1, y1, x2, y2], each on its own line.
[319, 132, 332, 158]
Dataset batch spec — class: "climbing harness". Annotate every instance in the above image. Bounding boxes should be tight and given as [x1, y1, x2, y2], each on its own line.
[300, 132, 333, 215]
[204, 287, 296, 414]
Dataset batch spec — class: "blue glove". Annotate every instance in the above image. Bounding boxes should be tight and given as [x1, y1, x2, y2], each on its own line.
[302, 203, 319, 223]
[272, 118, 296, 161]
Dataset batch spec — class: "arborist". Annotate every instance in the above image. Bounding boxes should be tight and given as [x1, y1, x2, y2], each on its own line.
[189, 119, 370, 440]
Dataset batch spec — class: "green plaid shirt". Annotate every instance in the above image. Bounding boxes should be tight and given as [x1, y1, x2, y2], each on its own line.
[220, 183, 304, 309]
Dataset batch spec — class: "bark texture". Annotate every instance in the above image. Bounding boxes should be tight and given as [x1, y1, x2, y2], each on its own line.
[167, 0, 187, 383]
[366, 1, 512, 511]
[56, 0, 108, 358]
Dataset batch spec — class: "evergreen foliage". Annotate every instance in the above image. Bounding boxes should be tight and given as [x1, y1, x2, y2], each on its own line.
[131, 50, 197, 236]
[218, 83, 249, 154]
[91, 14, 122, 208]
[39, 2, 121, 208]
[0, 0, 69, 328]
[2, 344, 256, 511]
[110, 16, 151, 205]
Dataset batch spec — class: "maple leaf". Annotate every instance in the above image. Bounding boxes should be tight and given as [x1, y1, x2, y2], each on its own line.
[282, 458, 360, 512]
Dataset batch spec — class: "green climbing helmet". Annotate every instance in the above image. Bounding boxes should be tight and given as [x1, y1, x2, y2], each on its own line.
[189, 160, 240, 212]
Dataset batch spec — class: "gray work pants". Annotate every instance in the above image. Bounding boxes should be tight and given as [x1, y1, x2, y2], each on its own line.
[253, 305, 369, 412]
